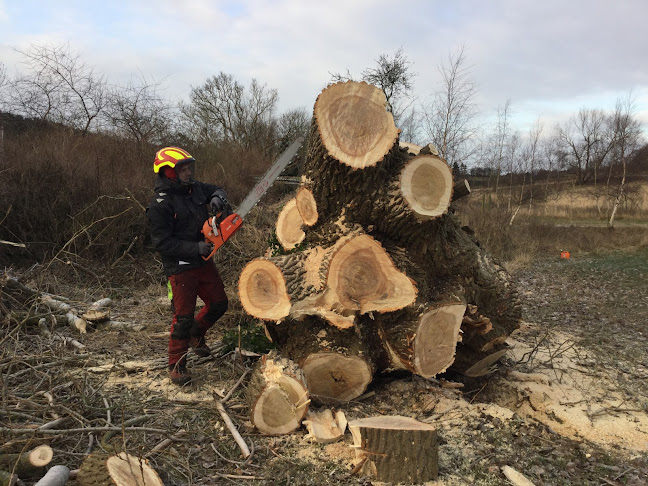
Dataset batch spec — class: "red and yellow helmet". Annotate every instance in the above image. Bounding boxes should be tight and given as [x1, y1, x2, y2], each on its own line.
[153, 147, 195, 173]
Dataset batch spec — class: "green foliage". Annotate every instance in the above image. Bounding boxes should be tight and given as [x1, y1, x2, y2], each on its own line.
[222, 321, 275, 354]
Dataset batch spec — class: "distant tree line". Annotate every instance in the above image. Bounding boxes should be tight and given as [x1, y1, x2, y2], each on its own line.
[0, 41, 646, 262]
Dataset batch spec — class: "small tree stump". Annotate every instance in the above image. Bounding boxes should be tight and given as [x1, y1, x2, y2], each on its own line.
[348, 415, 438, 483]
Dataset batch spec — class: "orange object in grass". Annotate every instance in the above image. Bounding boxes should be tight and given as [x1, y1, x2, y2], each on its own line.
[560, 251, 571, 259]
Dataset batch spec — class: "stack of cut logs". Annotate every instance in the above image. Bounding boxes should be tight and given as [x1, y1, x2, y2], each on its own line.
[242, 81, 521, 435]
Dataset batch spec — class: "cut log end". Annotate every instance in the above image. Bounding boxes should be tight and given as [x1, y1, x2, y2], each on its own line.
[77, 452, 163, 486]
[276, 198, 305, 250]
[314, 81, 399, 169]
[239, 259, 291, 321]
[296, 187, 318, 226]
[302, 352, 372, 403]
[28, 445, 54, 467]
[413, 303, 466, 377]
[400, 155, 453, 220]
[251, 377, 309, 435]
[249, 355, 310, 435]
[327, 235, 417, 314]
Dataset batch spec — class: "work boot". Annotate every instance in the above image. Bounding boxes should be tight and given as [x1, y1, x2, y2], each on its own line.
[169, 364, 192, 386]
[189, 337, 211, 357]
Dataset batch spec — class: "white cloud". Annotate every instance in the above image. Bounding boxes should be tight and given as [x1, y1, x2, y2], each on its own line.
[1, 0, 647, 135]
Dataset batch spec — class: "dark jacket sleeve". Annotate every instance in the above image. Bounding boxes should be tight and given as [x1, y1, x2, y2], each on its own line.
[197, 181, 225, 203]
[147, 200, 200, 258]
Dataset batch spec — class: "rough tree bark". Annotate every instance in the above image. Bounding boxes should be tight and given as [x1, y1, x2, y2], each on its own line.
[240, 80, 521, 405]
[348, 415, 438, 483]
[0, 445, 53, 478]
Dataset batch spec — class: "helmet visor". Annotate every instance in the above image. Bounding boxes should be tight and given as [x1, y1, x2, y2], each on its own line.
[175, 160, 196, 184]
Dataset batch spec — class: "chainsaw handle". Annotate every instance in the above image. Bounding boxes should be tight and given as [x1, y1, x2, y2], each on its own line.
[202, 245, 218, 261]
[200, 213, 243, 260]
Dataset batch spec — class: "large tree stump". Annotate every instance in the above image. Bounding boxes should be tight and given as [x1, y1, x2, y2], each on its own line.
[239, 80, 521, 403]
[76, 452, 163, 486]
[349, 415, 438, 483]
[247, 353, 310, 435]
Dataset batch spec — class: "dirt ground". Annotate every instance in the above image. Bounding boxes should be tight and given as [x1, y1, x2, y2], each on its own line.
[2, 248, 647, 485]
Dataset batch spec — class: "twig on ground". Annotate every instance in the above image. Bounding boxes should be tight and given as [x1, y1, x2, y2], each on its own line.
[215, 400, 251, 458]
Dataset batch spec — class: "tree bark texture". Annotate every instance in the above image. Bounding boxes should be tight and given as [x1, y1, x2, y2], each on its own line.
[349, 415, 438, 483]
[239, 81, 521, 402]
[0, 445, 53, 478]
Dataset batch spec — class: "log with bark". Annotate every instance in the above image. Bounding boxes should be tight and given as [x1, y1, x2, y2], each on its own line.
[0, 445, 53, 478]
[348, 415, 438, 483]
[240, 80, 521, 403]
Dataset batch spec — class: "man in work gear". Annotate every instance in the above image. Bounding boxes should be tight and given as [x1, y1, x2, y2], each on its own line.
[147, 146, 229, 386]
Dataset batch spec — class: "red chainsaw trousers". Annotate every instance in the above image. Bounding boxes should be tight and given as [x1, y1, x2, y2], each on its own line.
[168, 261, 228, 367]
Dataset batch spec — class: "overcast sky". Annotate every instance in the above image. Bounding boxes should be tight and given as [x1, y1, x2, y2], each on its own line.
[1, 0, 647, 138]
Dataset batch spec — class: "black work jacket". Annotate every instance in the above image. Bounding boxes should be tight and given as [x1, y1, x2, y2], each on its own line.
[147, 175, 223, 277]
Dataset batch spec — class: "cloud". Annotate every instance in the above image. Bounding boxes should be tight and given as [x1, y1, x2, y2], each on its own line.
[1, 0, 647, 135]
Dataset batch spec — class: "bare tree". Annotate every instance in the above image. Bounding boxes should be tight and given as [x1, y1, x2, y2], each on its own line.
[526, 119, 543, 211]
[423, 45, 480, 168]
[330, 48, 418, 132]
[7, 43, 106, 135]
[104, 74, 174, 149]
[608, 94, 643, 228]
[181, 72, 278, 151]
[276, 107, 309, 148]
[557, 108, 614, 185]
[493, 99, 512, 195]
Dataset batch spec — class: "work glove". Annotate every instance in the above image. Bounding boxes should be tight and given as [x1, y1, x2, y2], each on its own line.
[198, 241, 212, 257]
[210, 189, 229, 214]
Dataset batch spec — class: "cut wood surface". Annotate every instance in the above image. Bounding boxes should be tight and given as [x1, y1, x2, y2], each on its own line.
[314, 81, 399, 169]
[248, 354, 310, 435]
[379, 303, 466, 378]
[275, 198, 305, 250]
[400, 155, 453, 220]
[325, 234, 417, 314]
[0, 445, 53, 478]
[303, 408, 347, 443]
[77, 452, 163, 486]
[295, 186, 318, 226]
[239, 80, 521, 406]
[302, 352, 372, 403]
[348, 415, 438, 483]
[399, 141, 421, 155]
[238, 259, 291, 321]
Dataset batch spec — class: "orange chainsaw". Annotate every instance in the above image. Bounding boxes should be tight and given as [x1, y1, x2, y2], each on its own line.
[201, 137, 303, 260]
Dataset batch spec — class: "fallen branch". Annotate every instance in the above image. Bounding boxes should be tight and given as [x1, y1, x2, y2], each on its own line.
[0, 426, 166, 436]
[215, 401, 250, 458]
[33, 465, 70, 486]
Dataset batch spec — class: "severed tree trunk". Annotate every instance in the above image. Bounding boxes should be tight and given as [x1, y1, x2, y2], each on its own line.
[239, 80, 521, 403]
[247, 353, 310, 435]
[0, 445, 53, 479]
[76, 452, 163, 486]
[349, 415, 438, 483]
